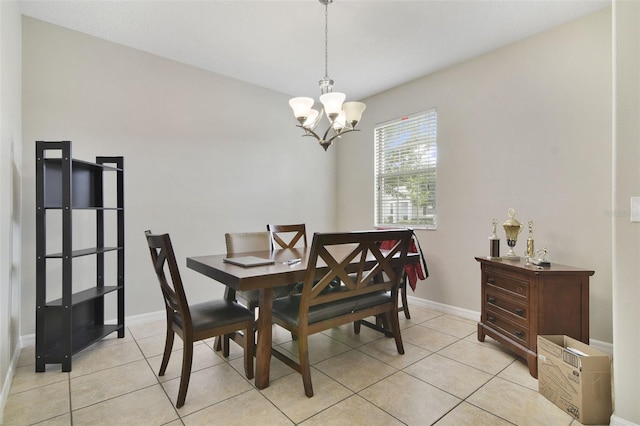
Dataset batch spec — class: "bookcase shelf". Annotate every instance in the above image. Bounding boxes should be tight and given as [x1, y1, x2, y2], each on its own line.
[35, 140, 125, 372]
[45, 246, 121, 258]
[46, 286, 122, 306]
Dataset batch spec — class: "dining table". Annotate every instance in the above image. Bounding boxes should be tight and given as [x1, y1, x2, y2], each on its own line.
[186, 245, 419, 390]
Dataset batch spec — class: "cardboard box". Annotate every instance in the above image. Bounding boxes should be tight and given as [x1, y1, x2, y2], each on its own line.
[537, 335, 612, 425]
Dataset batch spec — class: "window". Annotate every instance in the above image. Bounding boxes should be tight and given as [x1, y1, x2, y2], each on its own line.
[374, 109, 437, 229]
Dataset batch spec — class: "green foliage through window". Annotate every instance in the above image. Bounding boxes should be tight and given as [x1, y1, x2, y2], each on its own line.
[374, 109, 437, 229]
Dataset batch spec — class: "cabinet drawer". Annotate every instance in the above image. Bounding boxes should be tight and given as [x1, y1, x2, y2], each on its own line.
[485, 290, 528, 324]
[484, 272, 529, 300]
[484, 313, 530, 346]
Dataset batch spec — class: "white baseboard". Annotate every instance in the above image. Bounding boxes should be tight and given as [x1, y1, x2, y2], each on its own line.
[19, 309, 166, 349]
[610, 414, 640, 426]
[112, 309, 165, 327]
[9, 299, 618, 425]
[0, 341, 22, 424]
[407, 294, 480, 321]
[4, 310, 166, 423]
[589, 338, 613, 355]
[19, 333, 34, 349]
[19, 298, 615, 351]
[407, 295, 613, 353]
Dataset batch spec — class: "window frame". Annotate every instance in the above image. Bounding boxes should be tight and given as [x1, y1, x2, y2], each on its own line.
[374, 108, 438, 230]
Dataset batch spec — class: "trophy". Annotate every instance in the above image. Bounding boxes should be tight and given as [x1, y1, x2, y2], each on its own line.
[532, 247, 551, 266]
[489, 219, 500, 258]
[526, 221, 534, 258]
[502, 208, 522, 260]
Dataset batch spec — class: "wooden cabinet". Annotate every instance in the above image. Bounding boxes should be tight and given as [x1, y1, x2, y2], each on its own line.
[36, 141, 125, 372]
[475, 257, 593, 378]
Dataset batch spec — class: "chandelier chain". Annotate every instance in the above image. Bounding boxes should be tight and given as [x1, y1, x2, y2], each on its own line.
[288, 0, 365, 151]
[324, 1, 329, 80]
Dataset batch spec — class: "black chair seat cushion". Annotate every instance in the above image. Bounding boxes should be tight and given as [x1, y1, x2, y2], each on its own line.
[272, 290, 391, 326]
[237, 277, 344, 307]
[173, 300, 254, 332]
[237, 284, 296, 305]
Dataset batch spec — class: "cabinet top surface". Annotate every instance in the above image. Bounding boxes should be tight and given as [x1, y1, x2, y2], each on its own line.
[474, 256, 594, 276]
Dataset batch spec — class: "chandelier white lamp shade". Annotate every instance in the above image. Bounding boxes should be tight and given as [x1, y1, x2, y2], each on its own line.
[288, 0, 366, 151]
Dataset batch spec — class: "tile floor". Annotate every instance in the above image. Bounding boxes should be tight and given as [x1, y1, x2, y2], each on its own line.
[3, 304, 583, 425]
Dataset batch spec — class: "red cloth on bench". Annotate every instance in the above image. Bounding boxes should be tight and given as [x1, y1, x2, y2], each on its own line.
[379, 238, 425, 291]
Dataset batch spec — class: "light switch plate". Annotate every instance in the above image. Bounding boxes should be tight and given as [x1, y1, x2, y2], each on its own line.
[631, 197, 640, 222]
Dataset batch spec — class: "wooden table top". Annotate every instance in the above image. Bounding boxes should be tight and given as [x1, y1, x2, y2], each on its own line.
[188, 246, 420, 291]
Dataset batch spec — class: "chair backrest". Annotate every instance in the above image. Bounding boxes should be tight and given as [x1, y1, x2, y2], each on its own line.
[267, 223, 307, 249]
[300, 229, 413, 312]
[145, 230, 191, 328]
[225, 231, 271, 254]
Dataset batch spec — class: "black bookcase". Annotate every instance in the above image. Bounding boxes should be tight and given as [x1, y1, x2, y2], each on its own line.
[35, 140, 125, 372]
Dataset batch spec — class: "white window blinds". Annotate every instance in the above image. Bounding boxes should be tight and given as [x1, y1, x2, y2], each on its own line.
[374, 109, 437, 229]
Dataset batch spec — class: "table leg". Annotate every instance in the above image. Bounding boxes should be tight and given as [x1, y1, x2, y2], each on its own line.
[255, 287, 273, 389]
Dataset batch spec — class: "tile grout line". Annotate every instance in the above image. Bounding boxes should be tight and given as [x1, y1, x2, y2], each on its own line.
[132, 329, 183, 421]
[4, 305, 556, 425]
[68, 371, 73, 426]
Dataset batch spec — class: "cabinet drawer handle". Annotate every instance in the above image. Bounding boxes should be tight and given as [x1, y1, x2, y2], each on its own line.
[515, 308, 524, 316]
[487, 296, 496, 303]
[514, 330, 524, 337]
[487, 277, 495, 284]
[487, 315, 496, 323]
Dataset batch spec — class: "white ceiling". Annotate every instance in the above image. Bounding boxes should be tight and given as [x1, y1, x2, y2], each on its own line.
[19, 0, 610, 101]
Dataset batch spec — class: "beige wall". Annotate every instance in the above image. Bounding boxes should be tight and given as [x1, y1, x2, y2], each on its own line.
[0, 0, 23, 415]
[337, 9, 613, 344]
[20, 17, 338, 334]
[612, 1, 640, 424]
[12, 6, 640, 425]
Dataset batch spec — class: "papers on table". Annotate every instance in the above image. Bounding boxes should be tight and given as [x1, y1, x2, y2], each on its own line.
[223, 256, 275, 267]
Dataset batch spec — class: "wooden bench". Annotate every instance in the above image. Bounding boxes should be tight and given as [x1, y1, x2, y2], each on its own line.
[270, 229, 413, 397]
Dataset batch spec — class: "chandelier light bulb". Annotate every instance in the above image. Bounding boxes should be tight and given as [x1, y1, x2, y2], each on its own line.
[319, 92, 346, 121]
[303, 109, 320, 129]
[289, 97, 314, 123]
[343, 102, 366, 127]
[332, 111, 346, 131]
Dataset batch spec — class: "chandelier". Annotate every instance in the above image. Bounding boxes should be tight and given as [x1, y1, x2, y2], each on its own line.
[288, 0, 366, 151]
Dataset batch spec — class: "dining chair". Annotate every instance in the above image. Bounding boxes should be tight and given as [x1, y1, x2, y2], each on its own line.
[268, 223, 311, 291]
[224, 231, 296, 309]
[270, 229, 413, 397]
[354, 235, 427, 333]
[226, 230, 305, 307]
[144, 230, 254, 408]
[224, 231, 272, 255]
[374, 231, 428, 320]
[394, 234, 427, 319]
[214, 231, 296, 351]
[267, 223, 307, 249]
[267, 223, 340, 294]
